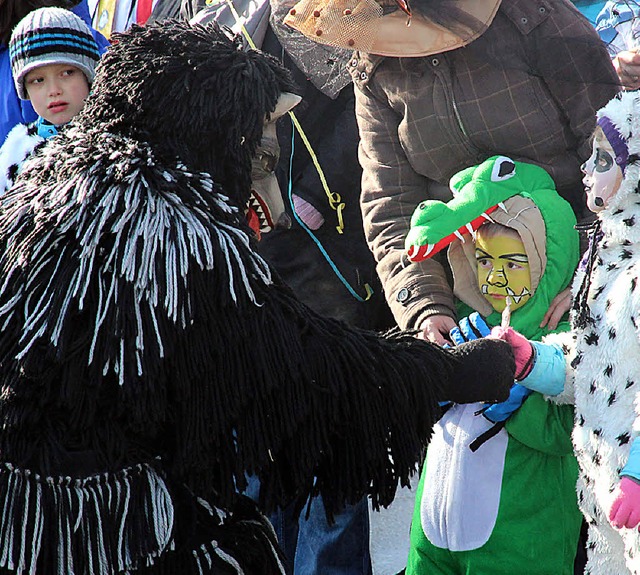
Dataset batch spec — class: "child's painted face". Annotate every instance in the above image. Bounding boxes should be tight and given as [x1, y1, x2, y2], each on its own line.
[25, 63, 90, 126]
[582, 129, 623, 213]
[476, 230, 531, 313]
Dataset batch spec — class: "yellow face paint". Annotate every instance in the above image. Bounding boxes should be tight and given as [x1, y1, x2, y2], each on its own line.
[475, 230, 532, 313]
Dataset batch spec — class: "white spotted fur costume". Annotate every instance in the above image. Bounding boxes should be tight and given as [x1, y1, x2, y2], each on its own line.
[544, 91, 640, 574]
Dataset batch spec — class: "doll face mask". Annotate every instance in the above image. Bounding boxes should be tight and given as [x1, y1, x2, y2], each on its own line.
[582, 128, 624, 213]
[475, 227, 531, 313]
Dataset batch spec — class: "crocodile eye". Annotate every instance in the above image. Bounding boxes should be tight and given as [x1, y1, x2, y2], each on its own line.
[491, 156, 516, 182]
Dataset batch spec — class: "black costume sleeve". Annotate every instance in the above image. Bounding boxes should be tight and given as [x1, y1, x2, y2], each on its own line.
[0, 131, 511, 525]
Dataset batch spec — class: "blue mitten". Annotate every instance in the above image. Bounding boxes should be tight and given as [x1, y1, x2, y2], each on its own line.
[449, 312, 491, 344]
[481, 383, 532, 423]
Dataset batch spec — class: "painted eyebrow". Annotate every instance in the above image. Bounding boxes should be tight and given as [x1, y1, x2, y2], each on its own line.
[498, 253, 528, 262]
[475, 248, 492, 258]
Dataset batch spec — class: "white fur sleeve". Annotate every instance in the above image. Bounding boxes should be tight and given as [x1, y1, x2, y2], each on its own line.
[539, 331, 577, 405]
[0, 124, 42, 195]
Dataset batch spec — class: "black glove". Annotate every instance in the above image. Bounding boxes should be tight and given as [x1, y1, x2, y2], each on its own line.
[444, 338, 514, 404]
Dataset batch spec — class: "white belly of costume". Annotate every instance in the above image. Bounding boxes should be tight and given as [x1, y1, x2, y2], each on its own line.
[421, 403, 508, 551]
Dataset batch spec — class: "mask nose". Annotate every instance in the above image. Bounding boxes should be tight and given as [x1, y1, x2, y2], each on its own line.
[275, 212, 292, 230]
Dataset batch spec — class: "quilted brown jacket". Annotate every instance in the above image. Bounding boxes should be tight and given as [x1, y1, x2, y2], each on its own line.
[350, 0, 619, 330]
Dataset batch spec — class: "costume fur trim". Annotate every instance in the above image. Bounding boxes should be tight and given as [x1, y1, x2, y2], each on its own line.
[0, 123, 43, 194]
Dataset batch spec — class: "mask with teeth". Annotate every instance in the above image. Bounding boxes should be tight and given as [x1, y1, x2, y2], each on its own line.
[246, 92, 302, 240]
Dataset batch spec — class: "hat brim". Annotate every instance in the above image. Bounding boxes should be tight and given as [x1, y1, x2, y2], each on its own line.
[284, 0, 501, 57]
[16, 56, 95, 100]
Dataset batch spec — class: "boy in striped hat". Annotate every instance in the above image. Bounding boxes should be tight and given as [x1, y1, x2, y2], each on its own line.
[0, 6, 101, 192]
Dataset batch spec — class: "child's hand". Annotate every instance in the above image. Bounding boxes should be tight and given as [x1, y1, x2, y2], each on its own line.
[609, 477, 640, 529]
[489, 326, 534, 380]
[481, 383, 532, 423]
[449, 312, 490, 345]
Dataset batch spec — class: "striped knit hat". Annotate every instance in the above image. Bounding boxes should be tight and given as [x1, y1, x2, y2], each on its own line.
[10, 7, 101, 100]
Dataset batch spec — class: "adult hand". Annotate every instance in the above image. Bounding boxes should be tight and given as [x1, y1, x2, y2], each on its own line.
[490, 326, 534, 380]
[418, 314, 457, 346]
[613, 50, 640, 90]
[539, 287, 571, 331]
[610, 477, 640, 530]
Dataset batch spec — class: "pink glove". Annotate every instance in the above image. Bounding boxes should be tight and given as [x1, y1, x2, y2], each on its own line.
[610, 477, 640, 529]
[490, 326, 534, 380]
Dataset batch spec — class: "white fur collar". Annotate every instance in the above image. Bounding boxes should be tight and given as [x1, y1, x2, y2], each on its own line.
[0, 123, 43, 194]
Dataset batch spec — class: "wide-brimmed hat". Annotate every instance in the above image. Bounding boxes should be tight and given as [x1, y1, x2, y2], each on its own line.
[283, 0, 501, 57]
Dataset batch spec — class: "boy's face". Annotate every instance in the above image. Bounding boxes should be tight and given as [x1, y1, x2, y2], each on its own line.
[582, 128, 623, 213]
[475, 229, 532, 313]
[24, 63, 90, 126]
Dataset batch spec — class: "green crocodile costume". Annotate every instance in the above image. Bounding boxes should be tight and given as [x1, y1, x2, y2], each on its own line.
[405, 156, 583, 574]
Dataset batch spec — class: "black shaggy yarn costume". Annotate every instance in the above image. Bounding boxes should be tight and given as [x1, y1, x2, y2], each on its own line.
[0, 21, 514, 574]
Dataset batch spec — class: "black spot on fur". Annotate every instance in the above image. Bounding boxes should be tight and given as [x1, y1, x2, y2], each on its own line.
[613, 209, 624, 216]
[618, 432, 631, 445]
[578, 414, 585, 426]
[627, 378, 635, 389]
[608, 327, 616, 339]
[604, 364, 613, 377]
[592, 452, 601, 465]
[571, 351, 583, 368]
[607, 263, 618, 271]
[593, 286, 604, 300]
[621, 249, 633, 260]
[623, 216, 636, 226]
[593, 428, 602, 436]
[608, 391, 617, 405]
[589, 381, 596, 394]
[7, 164, 18, 182]
[633, 277, 637, 292]
[585, 332, 599, 345]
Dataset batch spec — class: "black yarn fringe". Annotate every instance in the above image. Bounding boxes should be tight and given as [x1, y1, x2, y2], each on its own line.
[0, 129, 454, 521]
[0, 21, 457, 571]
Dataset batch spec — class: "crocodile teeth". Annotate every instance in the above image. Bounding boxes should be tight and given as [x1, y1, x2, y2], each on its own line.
[454, 230, 465, 242]
[480, 212, 495, 223]
[498, 202, 508, 212]
[466, 223, 476, 239]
